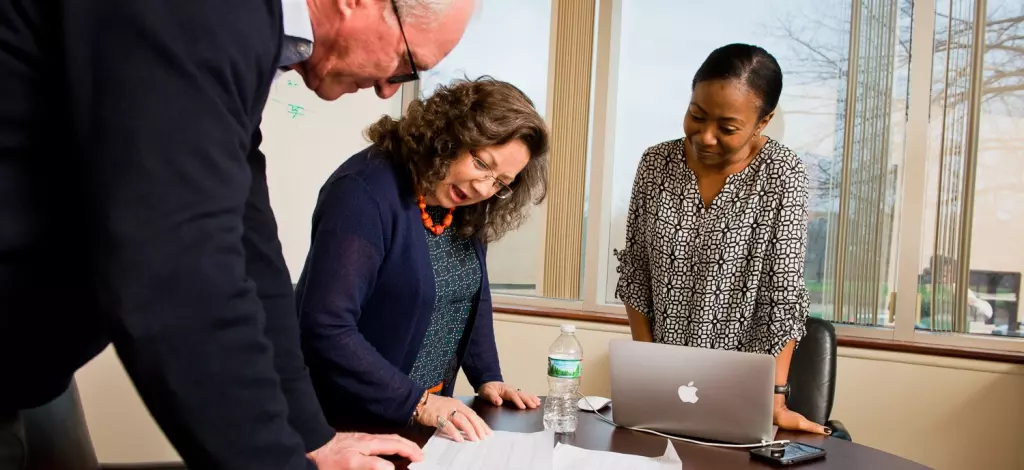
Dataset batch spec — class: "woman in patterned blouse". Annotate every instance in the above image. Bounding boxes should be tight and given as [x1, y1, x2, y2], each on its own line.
[296, 77, 545, 443]
[615, 44, 829, 435]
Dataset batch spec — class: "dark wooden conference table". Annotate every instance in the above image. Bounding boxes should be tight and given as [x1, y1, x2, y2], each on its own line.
[380, 396, 930, 470]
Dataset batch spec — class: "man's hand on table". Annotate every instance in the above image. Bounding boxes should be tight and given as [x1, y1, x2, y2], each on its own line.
[307, 432, 424, 470]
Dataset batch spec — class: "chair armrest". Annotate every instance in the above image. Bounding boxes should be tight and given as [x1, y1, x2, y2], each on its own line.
[826, 419, 851, 442]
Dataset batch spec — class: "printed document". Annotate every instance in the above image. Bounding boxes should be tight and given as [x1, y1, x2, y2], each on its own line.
[408, 430, 554, 470]
[551, 440, 682, 470]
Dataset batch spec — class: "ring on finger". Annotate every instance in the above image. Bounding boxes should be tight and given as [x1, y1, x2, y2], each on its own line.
[450, 409, 459, 421]
[437, 414, 448, 429]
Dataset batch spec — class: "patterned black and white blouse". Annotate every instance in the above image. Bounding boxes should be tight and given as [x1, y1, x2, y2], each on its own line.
[615, 137, 810, 357]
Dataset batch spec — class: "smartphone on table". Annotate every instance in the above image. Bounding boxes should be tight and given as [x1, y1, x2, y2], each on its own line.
[750, 442, 826, 466]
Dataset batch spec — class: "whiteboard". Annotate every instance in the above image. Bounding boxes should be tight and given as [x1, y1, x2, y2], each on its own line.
[260, 70, 404, 278]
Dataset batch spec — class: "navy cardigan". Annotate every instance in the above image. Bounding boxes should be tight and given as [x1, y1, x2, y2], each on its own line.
[295, 146, 504, 428]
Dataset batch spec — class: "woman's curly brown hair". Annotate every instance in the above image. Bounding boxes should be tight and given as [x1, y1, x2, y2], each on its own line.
[365, 76, 549, 243]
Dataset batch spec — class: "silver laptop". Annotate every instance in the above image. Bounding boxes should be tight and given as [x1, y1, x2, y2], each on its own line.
[609, 339, 776, 444]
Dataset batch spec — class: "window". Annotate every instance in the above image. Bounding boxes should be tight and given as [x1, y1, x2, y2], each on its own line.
[408, 0, 1024, 354]
[916, 0, 1024, 338]
[419, 0, 554, 297]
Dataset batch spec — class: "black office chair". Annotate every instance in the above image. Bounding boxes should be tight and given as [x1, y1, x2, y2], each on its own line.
[785, 317, 852, 441]
[19, 379, 187, 470]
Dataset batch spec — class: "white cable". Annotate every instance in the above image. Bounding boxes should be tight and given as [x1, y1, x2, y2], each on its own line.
[576, 392, 789, 449]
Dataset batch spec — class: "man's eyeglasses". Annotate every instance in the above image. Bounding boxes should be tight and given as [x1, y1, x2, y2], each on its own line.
[387, 0, 419, 84]
[471, 152, 514, 199]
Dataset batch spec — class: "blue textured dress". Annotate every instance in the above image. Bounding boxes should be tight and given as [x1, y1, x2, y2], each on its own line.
[408, 206, 482, 393]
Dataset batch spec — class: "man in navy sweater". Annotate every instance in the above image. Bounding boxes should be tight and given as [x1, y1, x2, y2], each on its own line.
[0, 0, 474, 468]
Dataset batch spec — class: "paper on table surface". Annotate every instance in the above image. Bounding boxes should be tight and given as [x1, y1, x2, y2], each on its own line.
[408, 430, 554, 470]
[552, 440, 682, 470]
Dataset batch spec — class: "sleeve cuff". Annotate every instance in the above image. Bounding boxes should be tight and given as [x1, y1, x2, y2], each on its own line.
[768, 311, 808, 357]
[301, 420, 336, 454]
[614, 253, 653, 317]
[402, 385, 429, 426]
[615, 281, 653, 321]
[279, 375, 337, 452]
[287, 392, 335, 453]
[471, 373, 504, 392]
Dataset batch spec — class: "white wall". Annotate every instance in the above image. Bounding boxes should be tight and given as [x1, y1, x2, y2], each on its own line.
[77, 348, 183, 463]
[261, 72, 403, 276]
[78, 315, 1024, 470]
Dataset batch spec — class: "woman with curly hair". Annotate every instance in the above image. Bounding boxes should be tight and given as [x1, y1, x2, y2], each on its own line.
[295, 77, 548, 442]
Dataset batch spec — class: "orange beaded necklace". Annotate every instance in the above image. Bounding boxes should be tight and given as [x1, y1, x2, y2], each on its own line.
[418, 195, 454, 236]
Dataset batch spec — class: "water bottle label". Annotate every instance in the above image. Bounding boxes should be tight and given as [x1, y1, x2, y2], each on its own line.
[547, 357, 581, 379]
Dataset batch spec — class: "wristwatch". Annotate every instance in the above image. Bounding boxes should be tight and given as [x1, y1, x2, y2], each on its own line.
[774, 383, 790, 400]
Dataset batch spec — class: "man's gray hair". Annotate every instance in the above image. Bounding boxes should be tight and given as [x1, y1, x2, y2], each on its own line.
[390, 0, 468, 27]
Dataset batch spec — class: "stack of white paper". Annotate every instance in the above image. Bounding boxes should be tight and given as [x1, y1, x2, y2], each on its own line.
[552, 441, 682, 470]
[408, 430, 554, 470]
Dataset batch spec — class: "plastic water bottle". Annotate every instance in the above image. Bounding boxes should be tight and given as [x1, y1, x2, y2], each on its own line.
[543, 324, 582, 433]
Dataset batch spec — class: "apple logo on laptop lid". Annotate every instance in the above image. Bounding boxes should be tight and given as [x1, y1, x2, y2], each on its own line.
[677, 381, 699, 403]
